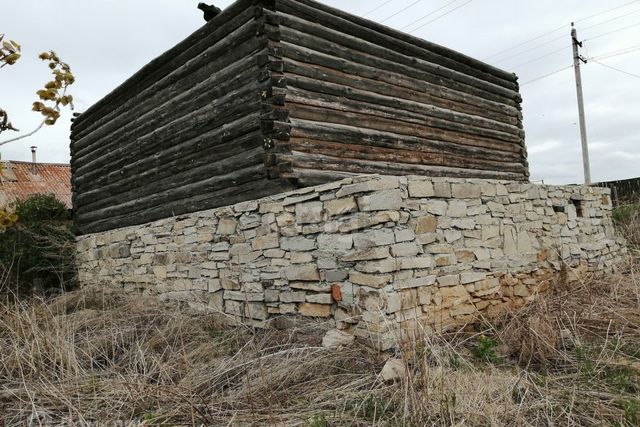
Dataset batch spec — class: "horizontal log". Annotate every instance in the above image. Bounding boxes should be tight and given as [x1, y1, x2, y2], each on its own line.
[278, 151, 526, 181]
[276, 18, 519, 107]
[274, 0, 517, 86]
[283, 76, 523, 142]
[281, 42, 521, 121]
[78, 167, 296, 234]
[72, 0, 258, 132]
[73, 59, 265, 171]
[288, 118, 524, 161]
[76, 148, 267, 222]
[74, 88, 265, 185]
[73, 19, 262, 152]
[278, 0, 518, 96]
[75, 129, 264, 210]
[286, 103, 523, 154]
[282, 138, 527, 174]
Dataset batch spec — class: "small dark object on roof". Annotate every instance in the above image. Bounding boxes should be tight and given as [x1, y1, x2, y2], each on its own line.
[198, 3, 221, 22]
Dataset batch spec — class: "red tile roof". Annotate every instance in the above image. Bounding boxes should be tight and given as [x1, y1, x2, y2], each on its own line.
[0, 160, 72, 208]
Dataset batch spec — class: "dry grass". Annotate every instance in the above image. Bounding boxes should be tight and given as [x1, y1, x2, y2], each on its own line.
[1, 260, 639, 426]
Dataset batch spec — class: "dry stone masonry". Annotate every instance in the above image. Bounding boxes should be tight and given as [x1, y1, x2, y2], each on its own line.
[77, 175, 626, 349]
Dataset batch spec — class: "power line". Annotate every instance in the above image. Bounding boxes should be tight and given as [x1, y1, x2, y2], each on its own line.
[400, 0, 461, 30]
[585, 21, 640, 41]
[380, 0, 425, 23]
[483, 0, 640, 61]
[592, 45, 640, 60]
[408, 0, 475, 33]
[362, 0, 395, 18]
[520, 65, 573, 86]
[509, 45, 569, 69]
[493, 33, 566, 65]
[591, 58, 640, 79]
[494, 13, 640, 65]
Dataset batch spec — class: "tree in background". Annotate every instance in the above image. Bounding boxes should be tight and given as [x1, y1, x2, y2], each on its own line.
[0, 33, 76, 145]
[1, 33, 77, 230]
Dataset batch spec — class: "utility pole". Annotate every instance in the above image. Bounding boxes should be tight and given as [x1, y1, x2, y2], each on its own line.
[571, 23, 592, 185]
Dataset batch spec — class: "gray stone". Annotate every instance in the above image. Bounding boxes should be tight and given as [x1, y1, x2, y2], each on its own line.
[336, 176, 399, 197]
[391, 242, 422, 257]
[317, 234, 353, 251]
[355, 259, 398, 274]
[295, 202, 323, 224]
[460, 272, 487, 284]
[349, 272, 392, 288]
[423, 200, 448, 216]
[284, 264, 320, 281]
[357, 190, 403, 212]
[281, 236, 316, 252]
[408, 180, 434, 198]
[353, 229, 395, 248]
[447, 200, 467, 217]
[394, 228, 416, 243]
[342, 246, 390, 262]
[397, 256, 435, 270]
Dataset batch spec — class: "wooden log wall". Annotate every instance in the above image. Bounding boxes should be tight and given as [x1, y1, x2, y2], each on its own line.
[70, 0, 296, 234]
[71, 0, 528, 234]
[266, 0, 528, 187]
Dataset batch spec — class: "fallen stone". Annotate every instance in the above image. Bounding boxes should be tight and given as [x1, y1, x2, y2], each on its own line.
[322, 329, 356, 348]
[380, 359, 407, 382]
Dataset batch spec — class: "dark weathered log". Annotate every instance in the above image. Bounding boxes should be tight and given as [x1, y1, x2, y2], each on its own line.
[74, 107, 263, 192]
[281, 43, 521, 120]
[73, 63, 266, 173]
[284, 79, 523, 142]
[72, 0, 258, 133]
[75, 129, 264, 210]
[273, 2, 518, 91]
[286, 103, 523, 154]
[282, 137, 527, 174]
[283, 0, 514, 81]
[279, 151, 525, 181]
[73, 19, 262, 152]
[74, 88, 265, 183]
[76, 148, 267, 222]
[79, 167, 296, 234]
[288, 118, 524, 161]
[276, 20, 519, 107]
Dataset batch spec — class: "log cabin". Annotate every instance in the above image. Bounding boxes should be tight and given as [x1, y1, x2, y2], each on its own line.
[70, 0, 527, 234]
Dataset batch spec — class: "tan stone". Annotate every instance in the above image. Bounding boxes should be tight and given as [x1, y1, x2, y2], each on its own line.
[415, 215, 438, 233]
[325, 197, 358, 217]
[299, 303, 332, 317]
[217, 218, 238, 235]
[452, 183, 481, 199]
[349, 272, 392, 288]
[252, 233, 279, 250]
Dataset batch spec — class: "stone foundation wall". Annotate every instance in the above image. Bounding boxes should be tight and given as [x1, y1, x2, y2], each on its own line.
[77, 175, 626, 349]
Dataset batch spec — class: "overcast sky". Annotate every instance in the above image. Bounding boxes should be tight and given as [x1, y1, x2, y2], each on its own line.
[1, 0, 639, 184]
